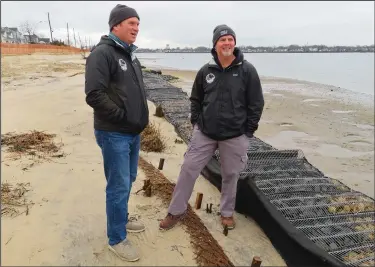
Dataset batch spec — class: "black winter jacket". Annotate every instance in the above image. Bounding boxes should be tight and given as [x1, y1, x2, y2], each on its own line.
[85, 36, 149, 135]
[190, 48, 264, 140]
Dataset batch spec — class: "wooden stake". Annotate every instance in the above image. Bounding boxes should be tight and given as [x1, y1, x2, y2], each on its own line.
[145, 179, 151, 197]
[144, 179, 150, 189]
[251, 256, 262, 267]
[158, 158, 165, 170]
[195, 192, 203, 209]
[223, 225, 228, 236]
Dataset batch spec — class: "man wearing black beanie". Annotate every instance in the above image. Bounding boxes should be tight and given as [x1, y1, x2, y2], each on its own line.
[85, 4, 148, 262]
[160, 25, 264, 232]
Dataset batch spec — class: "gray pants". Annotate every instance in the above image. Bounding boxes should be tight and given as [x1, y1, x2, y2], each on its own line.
[168, 125, 248, 217]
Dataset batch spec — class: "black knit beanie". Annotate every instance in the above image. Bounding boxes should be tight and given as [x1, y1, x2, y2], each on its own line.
[212, 24, 236, 47]
[108, 4, 140, 30]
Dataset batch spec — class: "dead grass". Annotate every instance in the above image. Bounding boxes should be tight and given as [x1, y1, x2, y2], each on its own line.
[1, 130, 64, 162]
[1, 182, 33, 217]
[138, 157, 234, 266]
[140, 122, 166, 152]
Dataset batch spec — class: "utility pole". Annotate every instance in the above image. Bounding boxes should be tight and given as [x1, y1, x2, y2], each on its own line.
[67, 23, 70, 46]
[78, 32, 82, 48]
[73, 28, 77, 47]
[47, 12, 53, 42]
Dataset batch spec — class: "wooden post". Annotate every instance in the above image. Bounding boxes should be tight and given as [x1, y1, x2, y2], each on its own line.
[223, 225, 228, 236]
[144, 179, 150, 189]
[195, 192, 203, 209]
[144, 179, 151, 197]
[251, 256, 262, 267]
[158, 158, 165, 170]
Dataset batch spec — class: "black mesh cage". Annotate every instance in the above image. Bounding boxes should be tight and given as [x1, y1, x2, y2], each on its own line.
[143, 71, 375, 267]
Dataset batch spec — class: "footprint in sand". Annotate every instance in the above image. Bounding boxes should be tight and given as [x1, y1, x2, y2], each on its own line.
[279, 122, 293, 127]
[315, 144, 374, 158]
[355, 124, 374, 130]
[348, 140, 373, 146]
[260, 119, 274, 124]
[302, 99, 327, 103]
[271, 93, 285, 98]
[331, 110, 355, 114]
[136, 204, 153, 211]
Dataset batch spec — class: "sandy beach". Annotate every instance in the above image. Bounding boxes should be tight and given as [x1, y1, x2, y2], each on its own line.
[1, 53, 374, 266]
[1, 53, 284, 266]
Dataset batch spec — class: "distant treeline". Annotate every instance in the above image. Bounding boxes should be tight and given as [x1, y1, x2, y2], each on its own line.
[136, 44, 375, 53]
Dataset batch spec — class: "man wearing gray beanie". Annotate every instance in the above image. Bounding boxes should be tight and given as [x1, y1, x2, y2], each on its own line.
[160, 24, 264, 232]
[85, 4, 148, 262]
[212, 24, 236, 47]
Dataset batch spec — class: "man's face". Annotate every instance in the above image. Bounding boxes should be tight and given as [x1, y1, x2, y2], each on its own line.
[113, 17, 139, 44]
[215, 35, 235, 57]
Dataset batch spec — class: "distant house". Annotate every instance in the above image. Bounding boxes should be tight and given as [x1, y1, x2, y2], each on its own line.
[39, 37, 50, 44]
[24, 34, 39, 43]
[1, 27, 27, 43]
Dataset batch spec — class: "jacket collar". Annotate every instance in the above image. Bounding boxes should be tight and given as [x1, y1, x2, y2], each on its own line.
[108, 32, 138, 55]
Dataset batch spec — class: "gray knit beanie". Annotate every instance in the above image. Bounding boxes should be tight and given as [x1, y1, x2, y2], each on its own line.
[108, 4, 140, 30]
[212, 24, 236, 47]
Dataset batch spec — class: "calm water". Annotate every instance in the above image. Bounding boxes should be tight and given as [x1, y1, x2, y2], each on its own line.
[136, 52, 374, 96]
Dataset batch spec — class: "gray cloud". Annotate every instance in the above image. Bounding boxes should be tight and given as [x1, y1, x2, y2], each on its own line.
[2, 1, 374, 48]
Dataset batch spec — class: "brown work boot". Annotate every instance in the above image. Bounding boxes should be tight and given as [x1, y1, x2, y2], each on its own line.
[221, 216, 235, 230]
[159, 212, 186, 230]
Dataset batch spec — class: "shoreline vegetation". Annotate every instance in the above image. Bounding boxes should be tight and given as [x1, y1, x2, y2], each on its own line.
[136, 44, 375, 53]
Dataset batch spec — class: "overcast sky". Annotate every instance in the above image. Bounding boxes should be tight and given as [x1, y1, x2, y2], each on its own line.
[2, 1, 374, 48]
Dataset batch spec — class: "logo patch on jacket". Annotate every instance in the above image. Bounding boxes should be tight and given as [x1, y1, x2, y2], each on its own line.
[206, 73, 215, 84]
[118, 59, 127, 71]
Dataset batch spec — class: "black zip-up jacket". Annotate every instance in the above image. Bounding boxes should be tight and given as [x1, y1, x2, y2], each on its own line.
[85, 36, 149, 135]
[190, 48, 264, 140]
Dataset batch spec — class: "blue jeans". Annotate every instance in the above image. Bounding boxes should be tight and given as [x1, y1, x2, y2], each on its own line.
[94, 130, 141, 246]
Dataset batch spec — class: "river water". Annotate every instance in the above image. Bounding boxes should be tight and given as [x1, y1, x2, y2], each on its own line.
[136, 52, 374, 97]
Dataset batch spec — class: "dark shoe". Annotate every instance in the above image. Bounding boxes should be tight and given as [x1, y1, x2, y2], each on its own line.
[221, 216, 235, 230]
[159, 212, 186, 230]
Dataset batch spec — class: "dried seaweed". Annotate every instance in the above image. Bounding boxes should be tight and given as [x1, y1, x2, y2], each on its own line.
[1, 130, 64, 162]
[1, 182, 33, 217]
[139, 157, 234, 267]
